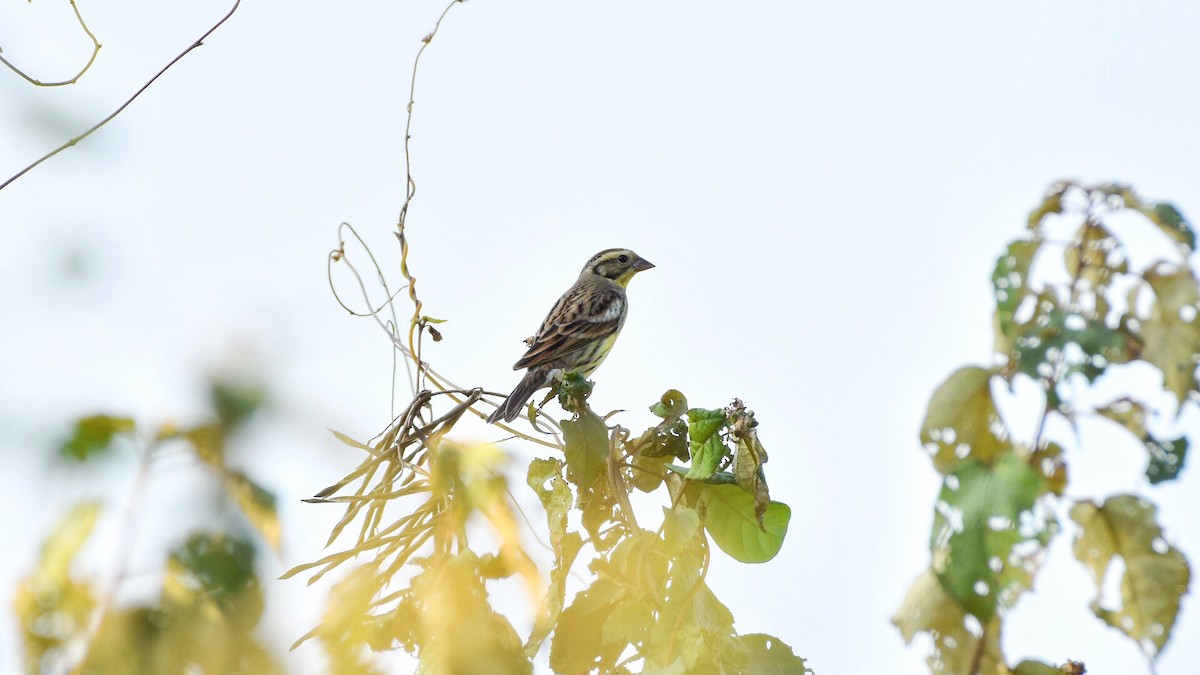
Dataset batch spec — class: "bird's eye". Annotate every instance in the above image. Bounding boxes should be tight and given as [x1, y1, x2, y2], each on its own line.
[618, 254, 630, 263]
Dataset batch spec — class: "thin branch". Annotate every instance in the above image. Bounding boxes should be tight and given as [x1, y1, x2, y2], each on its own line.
[0, 0, 101, 87]
[0, 0, 242, 192]
[70, 440, 158, 673]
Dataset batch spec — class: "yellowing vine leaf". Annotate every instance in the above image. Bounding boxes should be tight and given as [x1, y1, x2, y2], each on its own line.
[1070, 496, 1191, 660]
[921, 366, 1010, 474]
[1141, 267, 1200, 403]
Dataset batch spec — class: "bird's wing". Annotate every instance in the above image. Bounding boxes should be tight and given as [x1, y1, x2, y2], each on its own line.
[513, 283, 625, 370]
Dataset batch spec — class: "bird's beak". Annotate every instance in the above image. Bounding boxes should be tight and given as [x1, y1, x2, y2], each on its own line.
[633, 257, 655, 272]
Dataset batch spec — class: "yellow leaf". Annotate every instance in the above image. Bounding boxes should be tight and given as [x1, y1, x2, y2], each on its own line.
[1070, 496, 1190, 658]
[225, 471, 282, 552]
[1141, 268, 1200, 403]
[892, 569, 1010, 674]
[920, 366, 1011, 474]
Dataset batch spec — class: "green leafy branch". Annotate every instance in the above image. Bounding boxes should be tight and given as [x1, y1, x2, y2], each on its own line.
[895, 181, 1197, 674]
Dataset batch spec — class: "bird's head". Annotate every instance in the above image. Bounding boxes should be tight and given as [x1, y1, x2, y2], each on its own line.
[583, 248, 655, 287]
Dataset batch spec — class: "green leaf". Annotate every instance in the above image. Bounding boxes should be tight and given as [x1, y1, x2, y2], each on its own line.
[1012, 305, 1127, 383]
[685, 433, 727, 481]
[693, 482, 789, 563]
[1070, 496, 1191, 658]
[561, 407, 609, 488]
[174, 532, 257, 599]
[526, 458, 572, 544]
[737, 634, 813, 674]
[1140, 267, 1200, 403]
[1145, 436, 1187, 485]
[59, 415, 134, 461]
[932, 454, 1046, 621]
[686, 407, 727, 444]
[650, 389, 688, 419]
[211, 379, 267, 432]
[224, 470, 282, 552]
[1097, 398, 1189, 484]
[920, 366, 1010, 473]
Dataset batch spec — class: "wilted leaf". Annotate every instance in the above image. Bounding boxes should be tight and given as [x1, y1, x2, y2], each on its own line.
[561, 407, 609, 488]
[1063, 222, 1127, 292]
[731, 418, 769, 528]
[932, 454, 1046, 621]
[1070, 496, 1190, 658]
[59, 414, 134, 461]
[921, 366, 1010, 473]
[225, 470, 282, 552]
[1028, 182, 1069, 231]
[650, 389, 688, 419]
[693, 482, 789, 563]
[1140, 267, 1200, 403]
[893, 569, 1008, 674]
[527, 458, 571, 544]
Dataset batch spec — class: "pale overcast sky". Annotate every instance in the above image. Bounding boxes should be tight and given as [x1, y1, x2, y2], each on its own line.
[2, 1, 1199, 673]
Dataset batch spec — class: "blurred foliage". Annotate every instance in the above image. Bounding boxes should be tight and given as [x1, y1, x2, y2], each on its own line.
[16, 377, 282, 675]
[287, 373, 804, 673]
[895, 181, 1197, 673]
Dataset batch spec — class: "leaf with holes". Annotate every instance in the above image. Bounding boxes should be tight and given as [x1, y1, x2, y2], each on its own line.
[920, 366, 1010, 474]
[1140, 267, 1200, 403]
[993, 239, 1042, 343]
[1070, 495, 1191, 659]
[893, 569, 1008, 674]
[931, 454, 1046, 621]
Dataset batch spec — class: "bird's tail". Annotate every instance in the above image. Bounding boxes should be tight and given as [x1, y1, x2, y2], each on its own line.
[487, 370, 547, 424]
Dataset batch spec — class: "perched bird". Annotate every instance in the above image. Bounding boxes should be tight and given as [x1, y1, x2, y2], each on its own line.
[487, 248, 655, 424]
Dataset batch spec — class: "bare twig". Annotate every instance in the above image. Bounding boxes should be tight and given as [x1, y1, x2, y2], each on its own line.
[0, 0, 101, 86]
[0, 0, 242, 192]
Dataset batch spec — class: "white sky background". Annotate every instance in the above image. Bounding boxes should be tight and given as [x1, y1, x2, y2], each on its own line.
[2, 1, 1199, 673]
